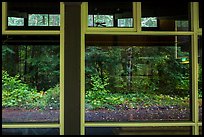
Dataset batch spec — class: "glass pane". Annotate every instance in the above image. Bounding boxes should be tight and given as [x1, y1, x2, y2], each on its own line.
[85, 35, 191, 122]
[7, 2, 60, 30]
[2, 36, 60, 123]
[118, 18, 133, 28]
[49, 14, 60, 26]
[198, 36, 202, 121]
[200, 127, 202, 135]
[199, 3, 202, 28]
[2, 128, 59, 135]
[141, 17, 157, 27]
[28, 14, 49, 26]
[141, 2, 191, 31]
[85, 127, 192, 135]
[88, 2, 133, 28]
[8, 17, 24, 26]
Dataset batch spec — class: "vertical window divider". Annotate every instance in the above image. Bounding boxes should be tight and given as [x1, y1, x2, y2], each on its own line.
[60, 2, 65, 135]
[81, 2, 86, 135]
[190, 2, 199, 135]
[2, 2, 7, 34]
[135, 2, 141, 32]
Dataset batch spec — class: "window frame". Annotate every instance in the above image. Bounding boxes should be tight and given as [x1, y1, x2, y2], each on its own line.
[84, 2, 138, 32]
[2, 2, 202, 135]
[2, 2, 64, 135]
[80, 2, 202, 135]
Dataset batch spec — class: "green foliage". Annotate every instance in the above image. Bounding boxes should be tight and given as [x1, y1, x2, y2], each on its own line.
[43, 84, 60, 110]
[2, 70, 60, 110]
[85, 74, 110, 109]
[85, 91, 189, 110]
[2, 45, 59, 91]
[2, 70, 40, 108]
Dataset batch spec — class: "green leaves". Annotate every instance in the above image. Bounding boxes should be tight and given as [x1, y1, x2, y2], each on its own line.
[2, 71, 60, 110]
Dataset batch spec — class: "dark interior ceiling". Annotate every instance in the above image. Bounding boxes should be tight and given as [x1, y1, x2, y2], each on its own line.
[88, 2, 132, 15]
[2, 35, 60, 45]
[7, 2, 60, 14]
[141, 2, 190, 19]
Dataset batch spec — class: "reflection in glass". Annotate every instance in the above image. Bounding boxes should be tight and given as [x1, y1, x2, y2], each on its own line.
[2, 128, 59, 135]
[141, 17, 157, 27]
[198, 36, 202, 121]
[85, 127, 192, 135]
[28, 14, 60, 27]
[85, 35, 191, 122]
[93, 15, 113, 27]
[49, 14, 60, 26]
[28, 14, 49, 26]
[118, 18, 133, 27]
[8, 17, 24, 26]
[141, 2, 190, 31]
[88, 2, 133, 28]
[2, 36, 60, 123]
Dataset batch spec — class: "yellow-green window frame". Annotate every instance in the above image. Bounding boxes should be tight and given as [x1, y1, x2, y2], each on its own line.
[80, 2, 202, 135]
[1, 2, 65, 135]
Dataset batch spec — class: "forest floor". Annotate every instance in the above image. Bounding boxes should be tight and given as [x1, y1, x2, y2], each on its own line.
[2, 106, 202, 122]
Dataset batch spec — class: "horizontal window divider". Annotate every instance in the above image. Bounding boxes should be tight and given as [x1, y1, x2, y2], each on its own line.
[198, 29, 202, 35]
[86, 28, 136, 32]
[2, 30, 60, 35]
[2, 123, 60, 129]
[84, 122, 196, 127]
[85, 31, 194, 35]
[198, 123, 202, 126]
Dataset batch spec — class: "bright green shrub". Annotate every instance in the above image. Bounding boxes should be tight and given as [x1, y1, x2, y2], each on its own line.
[43, 84, 60, 110]
[2, 70, 41, 108]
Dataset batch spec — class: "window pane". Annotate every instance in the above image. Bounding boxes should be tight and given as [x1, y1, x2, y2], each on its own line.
[85, 35, 191, 122]
[141, 17, 157, 27]
[199, 3, 202, 28]
[8, 17, 24, 26]
[93, 15, 113, 27]
[198, 36, 202, 121]
[85, 127, 192, 135]
[200, 127, 202, 135]
[49, 14, 60, 26]
[2, 36, 60, 123]
[141, 2, 191, 31]
[88, 2, 133, 28]
[2, 128, 59, 135]
[118, 18, 133, 28]
[28, 14, 49, 26]
[7, 2, 60, 30]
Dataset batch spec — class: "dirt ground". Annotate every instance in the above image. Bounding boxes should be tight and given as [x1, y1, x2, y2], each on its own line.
[2, 106, 202, 123]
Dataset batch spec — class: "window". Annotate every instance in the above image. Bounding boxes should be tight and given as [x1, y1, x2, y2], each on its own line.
[88, 2, 133, 28]
[141, 17, 157, 27]
[6, 2, 60, 30]
[28, 14, 60, 26]
[141, 2, 191, 31]
[85, 35, 191, 122]
[2, 128, 59, 135]
[85, 127, 192, 135]
[2, 35, 60, 123]
[82, 2, 202, 135]
[8, 17, 24, 26]
[2, 2, 62, 135]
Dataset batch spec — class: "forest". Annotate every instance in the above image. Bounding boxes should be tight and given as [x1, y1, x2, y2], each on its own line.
[85, 44, 202, 110]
